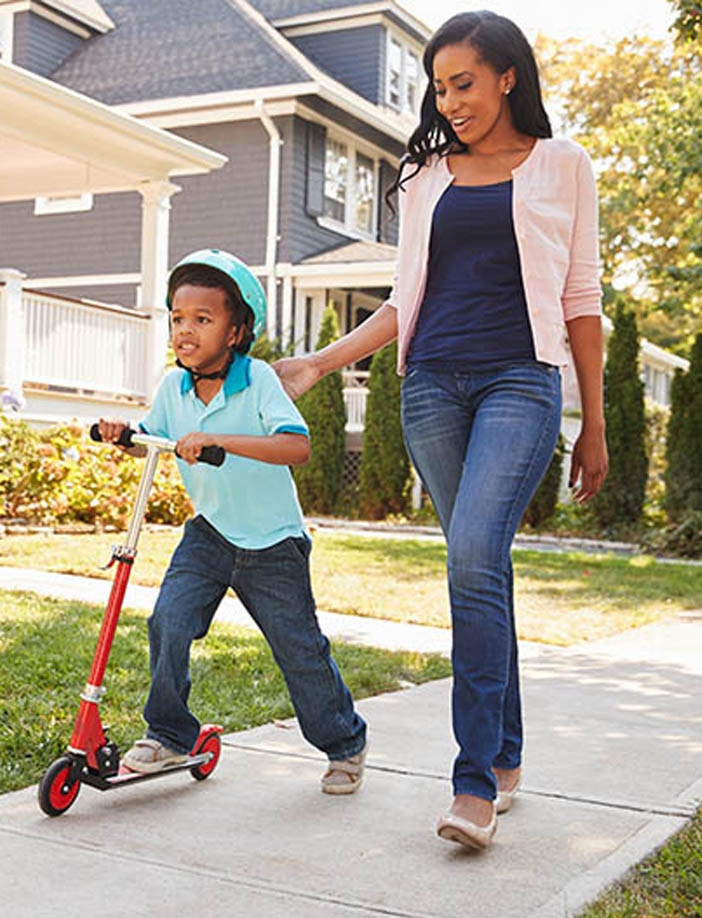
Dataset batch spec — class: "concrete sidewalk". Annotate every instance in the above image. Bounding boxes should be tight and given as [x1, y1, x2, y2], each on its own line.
[0, 570, 701, 917]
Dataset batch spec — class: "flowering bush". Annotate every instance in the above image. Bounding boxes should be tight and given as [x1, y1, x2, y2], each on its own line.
[0, 417, 191, 529]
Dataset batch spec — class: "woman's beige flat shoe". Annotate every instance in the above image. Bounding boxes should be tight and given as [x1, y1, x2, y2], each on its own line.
[496, 773, 522, 814]
[436, 804, 497, 850]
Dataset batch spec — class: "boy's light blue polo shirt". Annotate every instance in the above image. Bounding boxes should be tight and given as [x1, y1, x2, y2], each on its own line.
[139, 355, 309, 550]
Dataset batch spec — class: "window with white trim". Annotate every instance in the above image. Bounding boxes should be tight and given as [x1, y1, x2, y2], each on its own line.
[322, 136, 377, 238]
[386, 32, 422, 115]
[34, 193, 94, 215]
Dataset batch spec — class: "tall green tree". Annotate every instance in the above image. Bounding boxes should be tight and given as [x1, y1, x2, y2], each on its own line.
[537, 36, 702, 355]
[593, 299, 648, 527]
[357, 341, 410, 519]
[671, 0, 702, 41]
[293, 308, 346, 514]
[665, 333, 702, 518]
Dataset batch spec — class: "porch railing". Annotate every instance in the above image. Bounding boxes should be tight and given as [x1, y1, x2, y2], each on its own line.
[22, 290, 149, 399]
[342, 370, 369, 433]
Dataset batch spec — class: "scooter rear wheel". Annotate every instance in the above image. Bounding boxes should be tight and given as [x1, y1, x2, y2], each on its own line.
[38, 756, 81, 817]
[190, 731, 221, 781]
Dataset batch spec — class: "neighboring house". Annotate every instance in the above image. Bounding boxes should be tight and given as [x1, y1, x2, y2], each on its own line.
[0, 0, 688, 473]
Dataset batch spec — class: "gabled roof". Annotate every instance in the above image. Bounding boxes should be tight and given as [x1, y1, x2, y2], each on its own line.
[51, 0, 311, 105]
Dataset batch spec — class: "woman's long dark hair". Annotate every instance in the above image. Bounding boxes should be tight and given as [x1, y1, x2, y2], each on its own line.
[386, 10, 552, 208]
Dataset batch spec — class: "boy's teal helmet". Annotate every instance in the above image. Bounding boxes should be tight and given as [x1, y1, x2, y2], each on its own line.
[166, 248, 267, 343]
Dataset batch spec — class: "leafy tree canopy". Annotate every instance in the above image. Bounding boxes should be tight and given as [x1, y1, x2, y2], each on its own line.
[536, 34, 702, 356]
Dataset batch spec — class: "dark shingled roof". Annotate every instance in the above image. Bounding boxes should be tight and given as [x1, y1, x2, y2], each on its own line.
[51, 0, 312, 105]
[251, 0, 375, 19]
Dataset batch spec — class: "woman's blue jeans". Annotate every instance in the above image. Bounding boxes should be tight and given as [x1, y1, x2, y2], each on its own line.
[143, 515, 366, 760]
[401, 361, 561, 800]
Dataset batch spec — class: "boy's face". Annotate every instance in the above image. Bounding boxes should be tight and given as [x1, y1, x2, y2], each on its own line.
[170, 284, 244, 375]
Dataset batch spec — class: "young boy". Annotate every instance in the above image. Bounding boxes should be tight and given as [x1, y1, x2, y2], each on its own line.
[99, 249, 367, 794]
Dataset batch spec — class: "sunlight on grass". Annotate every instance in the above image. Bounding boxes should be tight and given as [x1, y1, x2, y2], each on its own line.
[0, 529, 699, 646]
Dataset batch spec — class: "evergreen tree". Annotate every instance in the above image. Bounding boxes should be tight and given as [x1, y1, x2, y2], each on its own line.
[665, 333, 702, 517]
[358, 341, 410, 519]
[522, 433, 566, 527]
[593, 299, 648, 527]
[293, 308, 346, 514]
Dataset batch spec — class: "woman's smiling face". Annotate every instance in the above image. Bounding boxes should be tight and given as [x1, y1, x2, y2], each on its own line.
[432, 42, 515, 148]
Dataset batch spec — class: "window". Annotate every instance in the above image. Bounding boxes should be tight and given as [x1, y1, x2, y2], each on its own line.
[321, 135, 377, 238]
[323, 138, 348, 224]
[355, 153, 375, 235]
[386, 32, 422, 115]
[35, 193, 94, 215]
[388, 38, 402, 109]
[406, 50, 420, 114]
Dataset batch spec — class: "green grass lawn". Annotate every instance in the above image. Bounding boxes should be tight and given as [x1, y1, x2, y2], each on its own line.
[0, 589, 451, 794]
[1, 528, 700, 645]
[580, 809, 702, 918]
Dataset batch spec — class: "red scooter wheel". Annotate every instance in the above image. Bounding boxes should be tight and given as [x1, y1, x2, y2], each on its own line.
[190, 731, 221, 781]
[38, 756, 81, 817]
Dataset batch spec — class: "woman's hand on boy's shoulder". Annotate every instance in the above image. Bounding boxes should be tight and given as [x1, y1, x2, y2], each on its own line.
[272, 356, 322, 400]
[176, 431, 219, 465]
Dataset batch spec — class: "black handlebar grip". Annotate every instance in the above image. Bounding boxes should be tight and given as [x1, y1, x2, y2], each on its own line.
[196, 445, 226, 467]
[89, 423, 135, 448]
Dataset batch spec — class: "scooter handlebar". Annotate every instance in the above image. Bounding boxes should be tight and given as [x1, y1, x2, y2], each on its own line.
[89, 423, 226, 467]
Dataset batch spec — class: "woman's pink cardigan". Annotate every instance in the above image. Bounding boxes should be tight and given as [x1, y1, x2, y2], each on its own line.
[385, 137, 603, 374]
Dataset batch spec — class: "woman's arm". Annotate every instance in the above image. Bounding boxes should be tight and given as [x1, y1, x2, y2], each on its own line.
[565, 315, 609, 502]
[273, 303, 398, 400]
[176, 431, 310, 466]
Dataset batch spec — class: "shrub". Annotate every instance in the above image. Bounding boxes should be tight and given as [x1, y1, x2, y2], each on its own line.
[665, 333, 702, 519]
[593, 299, 648, 527]
[522, 433, 566, 527]
[640, 510, 702, 559]
[0, 417, 191, 529]
[293, 308, 346, 514]
[357, 341, 410, 519]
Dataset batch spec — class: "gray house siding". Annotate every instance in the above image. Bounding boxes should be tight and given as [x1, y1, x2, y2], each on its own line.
[290, 25, 384, 105]
[12, 11, 84, 77]
[168, 122, 269, 267]
[0, 192, 141, 280]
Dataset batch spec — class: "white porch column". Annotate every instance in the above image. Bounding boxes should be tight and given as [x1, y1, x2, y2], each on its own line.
[139, 181, 180, 397]
[281, 274, 293, 350]
[0, 268, 27, 400]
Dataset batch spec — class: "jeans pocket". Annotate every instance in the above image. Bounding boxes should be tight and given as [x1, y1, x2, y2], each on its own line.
[284, 535, 311, 563]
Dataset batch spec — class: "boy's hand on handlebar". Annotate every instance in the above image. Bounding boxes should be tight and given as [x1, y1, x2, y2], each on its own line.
[176, 432, 219, 465]
[98, 418, 130, 450]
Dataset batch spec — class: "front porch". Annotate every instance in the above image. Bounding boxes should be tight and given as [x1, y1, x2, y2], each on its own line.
[0, 59, 226, 424]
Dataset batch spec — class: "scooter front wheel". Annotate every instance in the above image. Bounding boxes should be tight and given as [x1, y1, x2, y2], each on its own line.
[190, 731, 221, 781]
[38, 756, 81, 816]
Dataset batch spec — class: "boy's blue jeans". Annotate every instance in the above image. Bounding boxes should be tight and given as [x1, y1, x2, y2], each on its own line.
[401, 361, 561, 801]
[144, 515, 366, 760]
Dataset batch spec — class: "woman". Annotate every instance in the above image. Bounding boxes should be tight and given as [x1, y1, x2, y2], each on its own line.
[275, 10, 608, 850]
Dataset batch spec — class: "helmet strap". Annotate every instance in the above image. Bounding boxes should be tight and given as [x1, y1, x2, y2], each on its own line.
[177, 346, 236, 383]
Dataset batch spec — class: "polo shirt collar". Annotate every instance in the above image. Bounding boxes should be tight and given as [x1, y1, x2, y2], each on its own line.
[179, 353, 252, 397]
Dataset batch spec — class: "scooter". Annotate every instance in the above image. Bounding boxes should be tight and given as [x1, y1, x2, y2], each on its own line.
[38, 424, 226, 817]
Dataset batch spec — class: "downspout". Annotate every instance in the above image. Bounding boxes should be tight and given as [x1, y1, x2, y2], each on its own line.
[254, 99, 281, 341]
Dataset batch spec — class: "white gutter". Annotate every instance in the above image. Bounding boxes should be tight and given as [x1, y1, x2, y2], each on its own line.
[254, 99, 282, 340]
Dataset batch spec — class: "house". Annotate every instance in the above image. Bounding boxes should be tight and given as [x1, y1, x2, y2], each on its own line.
[0, 0, 688, 474]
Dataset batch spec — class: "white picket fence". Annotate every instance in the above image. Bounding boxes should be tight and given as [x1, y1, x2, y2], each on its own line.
[22, 290, 149, 398]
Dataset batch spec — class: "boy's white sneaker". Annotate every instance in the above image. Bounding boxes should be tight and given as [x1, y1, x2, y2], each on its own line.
[321, 743, 367, 795]
[122, 738, 188, 773]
